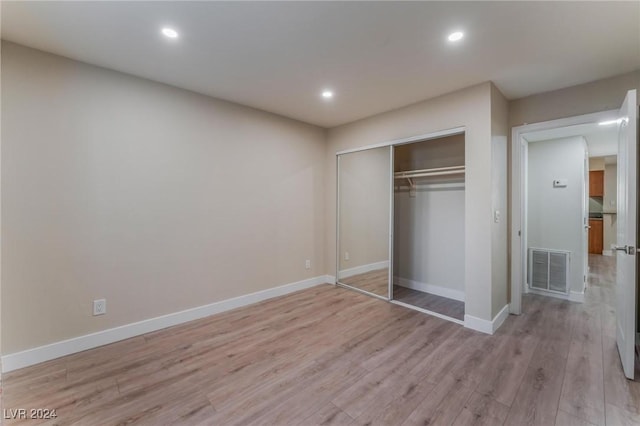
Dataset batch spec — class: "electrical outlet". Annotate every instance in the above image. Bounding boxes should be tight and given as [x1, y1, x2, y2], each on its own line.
[93, 299, 106, 316]
[305, 259, 311, 269]
[344, 252, 350, 261]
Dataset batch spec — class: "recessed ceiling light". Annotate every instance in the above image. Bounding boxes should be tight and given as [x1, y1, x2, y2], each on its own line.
[162, 27, 179, 39]
[322, 90, 334, 99]
[448, 31, 464, 42]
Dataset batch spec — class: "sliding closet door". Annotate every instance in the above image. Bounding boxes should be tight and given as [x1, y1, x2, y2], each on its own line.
[337, 146, 392, 299]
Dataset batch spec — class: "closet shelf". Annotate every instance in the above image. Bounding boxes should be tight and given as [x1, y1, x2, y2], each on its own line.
[394, 165, 465, 181]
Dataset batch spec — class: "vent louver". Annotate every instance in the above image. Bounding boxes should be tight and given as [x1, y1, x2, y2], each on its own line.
[528, 248, 569, 294]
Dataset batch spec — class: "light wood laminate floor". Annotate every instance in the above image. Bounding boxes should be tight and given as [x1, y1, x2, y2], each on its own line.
[393, 286, 465, 321]
[339, 269, 465, 321]
[3, 255, 639, 425]
[339, 268, 389, 297]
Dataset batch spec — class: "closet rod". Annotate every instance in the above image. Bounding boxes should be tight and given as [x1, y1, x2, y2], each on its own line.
[394, 165, 465, 179]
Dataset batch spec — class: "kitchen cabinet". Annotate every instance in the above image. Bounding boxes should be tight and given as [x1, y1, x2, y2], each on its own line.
[589, 170, 604, 197]
[589, 219, 603, 254]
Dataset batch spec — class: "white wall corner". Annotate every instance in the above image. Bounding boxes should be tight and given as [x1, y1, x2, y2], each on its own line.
[464, 304, 510, 335]
[568, 290, 585, 303]
[1, 275, 330, 373]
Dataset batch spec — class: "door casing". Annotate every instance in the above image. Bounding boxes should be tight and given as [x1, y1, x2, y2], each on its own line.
[510, 109, 618, 314]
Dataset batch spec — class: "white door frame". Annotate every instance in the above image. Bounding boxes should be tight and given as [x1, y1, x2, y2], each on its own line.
[510, 109, 618, 314]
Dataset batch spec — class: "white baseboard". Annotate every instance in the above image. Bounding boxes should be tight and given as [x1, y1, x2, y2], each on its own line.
[338, 260, 389, 280]
[1, 275, 330, 373]
[492, 304, 510, 332]
[390, 300, 464, 325]
[527, 287, 570, 301]
[464, 304, 510, 335]
[523, 286, 584, 303]
[569, 290, 585, 303]
[464, 315, 492, 334]
[394, 277, 465, 302]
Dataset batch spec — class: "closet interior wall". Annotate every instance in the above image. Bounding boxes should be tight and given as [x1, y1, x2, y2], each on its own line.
[393, 134, 466, 321]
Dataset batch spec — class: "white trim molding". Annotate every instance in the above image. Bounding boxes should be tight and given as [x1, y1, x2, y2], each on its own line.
[335, 126, 465, 156]
[1, 276, 331, 373]
[510, 109, 618, 316]
[569, 290, 586, 303]
[525, 286, 584, 304]
[337, 260, 390, 280]
[527, 287, 569, 301]
[390, 300, 464, 325]
[464, 304, 510, 335]
[394, 277, 465, 302]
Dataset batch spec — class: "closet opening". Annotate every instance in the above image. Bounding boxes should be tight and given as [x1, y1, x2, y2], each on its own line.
[391, 133, 465, 322]
[335, 127, 466, 326]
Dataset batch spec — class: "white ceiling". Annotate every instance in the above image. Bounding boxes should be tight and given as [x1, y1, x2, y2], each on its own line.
[524, 122, 620, 157]
[2, 1, 639, 128]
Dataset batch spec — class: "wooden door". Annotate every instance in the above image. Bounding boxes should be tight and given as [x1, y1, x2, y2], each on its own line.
[588, 219, 603, 254]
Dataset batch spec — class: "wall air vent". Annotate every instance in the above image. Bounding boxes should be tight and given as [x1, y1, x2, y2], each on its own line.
[528, 248, 570, 294]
